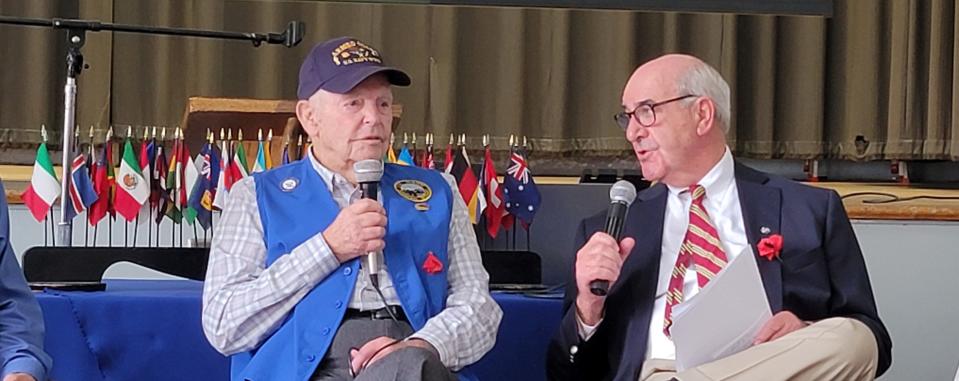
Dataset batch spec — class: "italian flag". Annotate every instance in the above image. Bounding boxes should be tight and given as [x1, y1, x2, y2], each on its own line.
[21, 143, 60, 222]
[114, 140, 149, 221]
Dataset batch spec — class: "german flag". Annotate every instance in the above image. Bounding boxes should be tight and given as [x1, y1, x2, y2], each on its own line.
[450, 145, 485, 224]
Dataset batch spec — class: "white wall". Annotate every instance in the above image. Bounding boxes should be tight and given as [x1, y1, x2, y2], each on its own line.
[856, 220, 959, 381]
[8, 204, 208, 279]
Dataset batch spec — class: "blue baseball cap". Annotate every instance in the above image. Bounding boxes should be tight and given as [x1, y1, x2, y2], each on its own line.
[297, 37, 411, 99]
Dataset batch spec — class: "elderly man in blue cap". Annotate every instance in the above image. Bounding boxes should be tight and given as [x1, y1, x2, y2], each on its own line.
[202, 37, 502, 381]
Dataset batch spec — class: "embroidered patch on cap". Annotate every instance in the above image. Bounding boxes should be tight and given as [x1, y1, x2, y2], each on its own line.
[331, 40, 382, 66]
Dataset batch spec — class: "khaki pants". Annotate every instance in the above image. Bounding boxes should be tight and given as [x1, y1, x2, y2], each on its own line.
[640, 317, 879, 381]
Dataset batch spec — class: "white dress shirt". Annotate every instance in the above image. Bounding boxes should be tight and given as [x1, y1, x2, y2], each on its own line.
[579, 147, 750, 361]
[202, 152, 502, 370]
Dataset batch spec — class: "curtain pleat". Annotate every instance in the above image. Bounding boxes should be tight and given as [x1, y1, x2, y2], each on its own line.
[1, 0, 957, 164]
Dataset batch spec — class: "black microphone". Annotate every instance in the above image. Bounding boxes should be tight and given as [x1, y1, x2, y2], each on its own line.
[589, 180, 638, 296]
[353, 159, 385, 286]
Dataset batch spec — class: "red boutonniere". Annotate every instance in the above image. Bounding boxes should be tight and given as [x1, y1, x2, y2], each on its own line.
[757, 234, 783, 261]
[422, 251, 444, 274]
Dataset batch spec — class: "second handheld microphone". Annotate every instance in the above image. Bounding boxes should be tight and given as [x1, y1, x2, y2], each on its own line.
[589, 180, 638, 296]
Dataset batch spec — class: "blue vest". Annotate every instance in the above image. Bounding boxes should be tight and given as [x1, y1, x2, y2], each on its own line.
[231, 159, 464, 381]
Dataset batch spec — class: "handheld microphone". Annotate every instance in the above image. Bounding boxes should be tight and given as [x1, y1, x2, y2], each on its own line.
[589, 180, 638, 296]
[353, 159, 385, 286]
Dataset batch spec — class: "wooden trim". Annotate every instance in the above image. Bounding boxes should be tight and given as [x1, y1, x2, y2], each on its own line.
[807, 182, 959, 221]
[1, 165, 63, 182]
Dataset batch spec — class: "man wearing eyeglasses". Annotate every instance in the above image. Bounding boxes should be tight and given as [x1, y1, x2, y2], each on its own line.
[547, 54, 891, 381]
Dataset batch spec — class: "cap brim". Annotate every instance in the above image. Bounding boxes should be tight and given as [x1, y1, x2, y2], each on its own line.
[322, 66, 411, 94]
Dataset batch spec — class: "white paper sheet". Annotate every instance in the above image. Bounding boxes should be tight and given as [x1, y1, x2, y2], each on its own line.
[671, 247, 772, 371]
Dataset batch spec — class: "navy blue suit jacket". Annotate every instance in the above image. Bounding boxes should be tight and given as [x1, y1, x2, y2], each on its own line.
[547, 163, 891, 380]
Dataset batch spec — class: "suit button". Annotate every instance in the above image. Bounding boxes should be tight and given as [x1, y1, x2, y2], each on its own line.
[343, 267, 352, 276]
[335, 300, 343, 309]
[570, 345, 578, 355]
[306, 354, 316, 362]
[322, 327, 331, 335]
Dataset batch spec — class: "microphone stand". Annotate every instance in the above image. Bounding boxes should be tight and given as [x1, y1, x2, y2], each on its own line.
[0, 15, 305, 246]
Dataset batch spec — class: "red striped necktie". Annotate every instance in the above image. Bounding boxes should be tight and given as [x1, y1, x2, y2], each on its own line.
[663, 184, 728, 337]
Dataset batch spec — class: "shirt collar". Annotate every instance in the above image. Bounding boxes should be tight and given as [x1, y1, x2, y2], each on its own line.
[666, 146, 735, 199]
[307, 147, 351, 191]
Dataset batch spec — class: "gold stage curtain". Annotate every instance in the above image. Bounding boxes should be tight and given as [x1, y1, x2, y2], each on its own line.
[0, 0, 957, 164]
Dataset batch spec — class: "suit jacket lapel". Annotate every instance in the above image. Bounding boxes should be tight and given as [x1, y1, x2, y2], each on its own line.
[734, 163, 783, 312]
[614, 183, 667, 295]
[610, 183, 667, 367]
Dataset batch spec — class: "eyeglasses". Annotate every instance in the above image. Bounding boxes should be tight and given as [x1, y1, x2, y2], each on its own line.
[614, 94, 698, 130]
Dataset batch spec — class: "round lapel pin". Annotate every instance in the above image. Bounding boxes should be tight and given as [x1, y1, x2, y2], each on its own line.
[281, 177, 299, 192]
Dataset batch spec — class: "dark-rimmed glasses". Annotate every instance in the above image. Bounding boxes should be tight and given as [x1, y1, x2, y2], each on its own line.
[614, 94, 698, 130]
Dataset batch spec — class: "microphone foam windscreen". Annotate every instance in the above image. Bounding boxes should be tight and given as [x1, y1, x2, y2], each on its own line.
[609, 180, 637, 206]
[353, 159, 384, 183]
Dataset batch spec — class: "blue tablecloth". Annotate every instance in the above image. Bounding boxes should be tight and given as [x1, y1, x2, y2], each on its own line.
[36, 280, 564, 381]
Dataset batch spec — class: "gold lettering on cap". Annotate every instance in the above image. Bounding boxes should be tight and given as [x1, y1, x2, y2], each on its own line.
[331, 40, 383, 66]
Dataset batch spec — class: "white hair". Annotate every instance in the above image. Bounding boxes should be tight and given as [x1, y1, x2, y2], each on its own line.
[676, 61, 731, 133]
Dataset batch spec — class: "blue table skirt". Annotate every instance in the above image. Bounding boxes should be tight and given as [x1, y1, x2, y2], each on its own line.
[36, 280, 564, 381]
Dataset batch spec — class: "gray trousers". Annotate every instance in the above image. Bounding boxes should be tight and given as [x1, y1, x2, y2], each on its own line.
[310, 316, 458, 381]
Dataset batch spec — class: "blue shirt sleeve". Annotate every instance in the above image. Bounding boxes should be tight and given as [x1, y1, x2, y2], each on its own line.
[0, 182, 52, 380]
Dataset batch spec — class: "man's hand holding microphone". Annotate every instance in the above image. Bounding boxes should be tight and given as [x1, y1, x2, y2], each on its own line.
[322, 159, 387, 265]
[322, 198, 387, 263]
[575, 181, 637, 325]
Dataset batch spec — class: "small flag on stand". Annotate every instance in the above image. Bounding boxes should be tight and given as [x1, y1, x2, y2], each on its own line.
[264, 129, 274, 170]
[450, 134, 485, 224]
[65, 152, 98, 220]
[162, 128, 185, 223]
[114, 130, 150, 222]
[212, 129, 233, 210]
[181, 145, 200, 225]
[443, 133, 454, 174]
[481, 136, 506, 238]
[503, 136, 541, 228]
[137, 127, 156, 222]
[252, 129, 267, 173]
[187, 136, 217, 230]
[280, 135, 291, 166]
[397, 133, 415, 166]
[410, 132, 419, 167]
[89, 133, 112, 226]
[21, 126, 61, 222]
[105, 126, 117, 219]
[386, 133, 397, 163]
[229, 130, 250, 181]
[421, 133, 435, 170]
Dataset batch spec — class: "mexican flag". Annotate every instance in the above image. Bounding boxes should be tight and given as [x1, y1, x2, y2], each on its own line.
[114, 139, 149, 221]
[21, 143, 60, 222]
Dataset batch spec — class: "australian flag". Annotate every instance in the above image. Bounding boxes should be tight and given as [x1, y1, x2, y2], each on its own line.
[503, 147, 541, 228]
